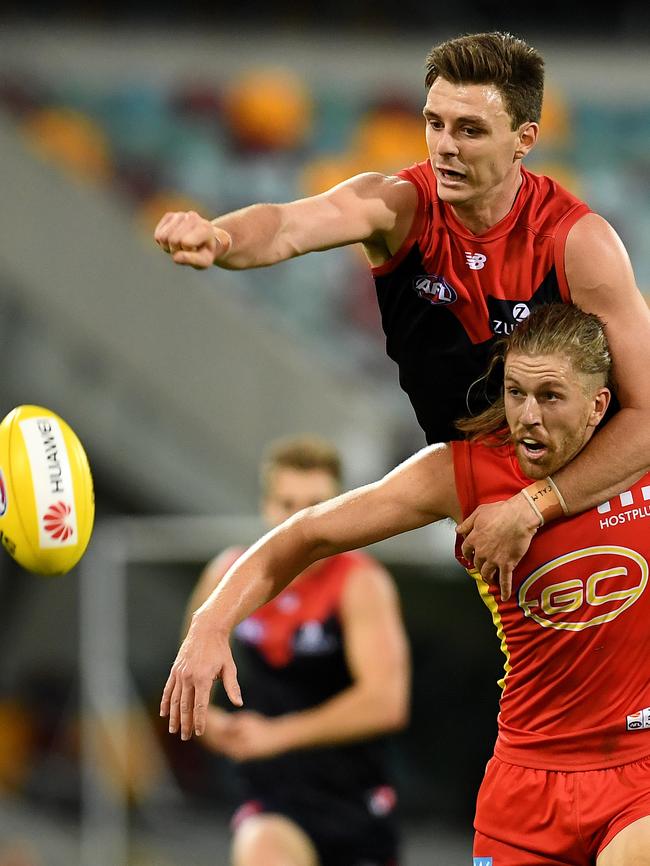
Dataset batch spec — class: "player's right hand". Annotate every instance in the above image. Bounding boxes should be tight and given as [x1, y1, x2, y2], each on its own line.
[160, 613, 243, 740]
[154, 211, 231, 269]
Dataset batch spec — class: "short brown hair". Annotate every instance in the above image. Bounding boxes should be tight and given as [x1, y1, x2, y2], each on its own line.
[456, 303, 612, 441]
[260, 434, 343, 494]
[424, 31, 545, 127]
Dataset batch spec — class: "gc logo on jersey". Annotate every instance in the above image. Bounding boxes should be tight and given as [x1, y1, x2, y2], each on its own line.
[519, 546, 648, 631]
[412, 275, 457, 305]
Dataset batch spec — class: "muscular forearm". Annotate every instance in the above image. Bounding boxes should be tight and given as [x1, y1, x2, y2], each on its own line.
[211, 203, 299, 269]
[182, 585, 210, 638]
[272, 682, 409, 753]
[552, 408, 650, 513]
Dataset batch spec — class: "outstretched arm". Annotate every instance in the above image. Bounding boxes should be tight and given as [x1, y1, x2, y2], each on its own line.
[199, 561, 410, 762]
[153, 172, 417, 270]
[458, 214, 650, 596]
[160, 443, 459, 740]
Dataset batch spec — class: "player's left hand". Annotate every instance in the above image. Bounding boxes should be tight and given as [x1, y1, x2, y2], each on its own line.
[213, 711, 287, 762]
[456, 494, 540, 601]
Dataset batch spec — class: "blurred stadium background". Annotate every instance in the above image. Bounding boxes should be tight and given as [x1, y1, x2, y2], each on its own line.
[0, 4, 648, 864]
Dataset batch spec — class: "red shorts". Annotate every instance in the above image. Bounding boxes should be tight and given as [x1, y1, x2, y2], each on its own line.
[473, 754, 650, 865]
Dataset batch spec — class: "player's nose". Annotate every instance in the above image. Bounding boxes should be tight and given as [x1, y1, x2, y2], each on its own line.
[435, 128, 459, 155]
[520, 396, 542, 425]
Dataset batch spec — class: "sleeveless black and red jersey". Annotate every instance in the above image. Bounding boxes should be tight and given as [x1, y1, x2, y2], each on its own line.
[371, 161, 591, 443]
[223, 548, 396, 803]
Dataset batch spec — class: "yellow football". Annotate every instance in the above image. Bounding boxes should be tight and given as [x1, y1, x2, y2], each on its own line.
[0, 405, 95, 575]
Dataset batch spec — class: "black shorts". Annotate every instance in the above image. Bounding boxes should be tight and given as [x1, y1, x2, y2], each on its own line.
[231, 784, 400, 866]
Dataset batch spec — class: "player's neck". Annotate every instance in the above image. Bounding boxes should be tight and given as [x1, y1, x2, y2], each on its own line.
[450, 169, 524, 236]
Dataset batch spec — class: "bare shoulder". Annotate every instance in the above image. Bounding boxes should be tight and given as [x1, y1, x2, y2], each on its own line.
[331, 171, 416, 200]
[566, 212, 629, 255]
[565, 211, 638, 309]
[386, 442, 462, 524]
[381, 174, 420, 230]
[323, 172, 418, 266]
[324, 172, 418, 224]
[565, 212, 634, 276]
[299, 171, 418, 264]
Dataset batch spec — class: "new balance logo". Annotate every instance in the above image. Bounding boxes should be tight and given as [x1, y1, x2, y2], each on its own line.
[598, 486, 650, 528]
[465, 252, 487, 270]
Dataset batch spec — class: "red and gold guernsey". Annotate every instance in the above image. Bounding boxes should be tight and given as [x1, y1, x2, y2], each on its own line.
[372, 161, 590, 443]
[452, 438, 650, 771]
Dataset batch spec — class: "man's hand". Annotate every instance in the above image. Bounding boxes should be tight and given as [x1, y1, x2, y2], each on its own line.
[456, 492, 540, 601]
[160, 613, 242, 740]
[203, 709, 288, 762]
[154, 211, 231, 269]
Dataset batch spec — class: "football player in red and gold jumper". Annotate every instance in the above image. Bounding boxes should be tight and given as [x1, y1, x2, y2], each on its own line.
[164, 304, 650, 865]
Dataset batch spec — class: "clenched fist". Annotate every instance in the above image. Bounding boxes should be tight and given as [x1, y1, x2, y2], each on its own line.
[154, 210, 232, 269]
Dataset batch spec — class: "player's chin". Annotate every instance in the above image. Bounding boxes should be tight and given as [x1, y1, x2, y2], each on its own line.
[515, 450, 552, 480]
[435, 181, 468, 199]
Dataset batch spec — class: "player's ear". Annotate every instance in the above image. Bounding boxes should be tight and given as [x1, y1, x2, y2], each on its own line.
[514, 122, 539, 160]
[589, 387, 611, 428]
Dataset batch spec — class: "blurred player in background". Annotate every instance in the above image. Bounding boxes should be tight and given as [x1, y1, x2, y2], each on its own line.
[182, 435, 409, 866]
[164, 304, 650, 865]
[154, 31, 650, 593]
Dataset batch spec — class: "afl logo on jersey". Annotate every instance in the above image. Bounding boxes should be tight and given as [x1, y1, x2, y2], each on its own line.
[413, 275, 457, 305]
[519, 546, 648, 631]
